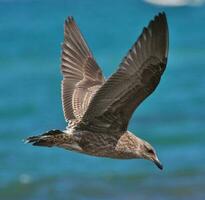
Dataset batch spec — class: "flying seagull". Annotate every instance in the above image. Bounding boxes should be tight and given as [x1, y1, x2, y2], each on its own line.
[26, 12, 169, 170]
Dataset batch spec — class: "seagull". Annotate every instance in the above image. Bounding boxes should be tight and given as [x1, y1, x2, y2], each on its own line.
[26, 12, 169, 170]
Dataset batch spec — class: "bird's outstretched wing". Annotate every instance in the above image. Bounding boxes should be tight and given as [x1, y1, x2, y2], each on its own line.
[77, 12, 169, 133]
[61, 17, 105, 124]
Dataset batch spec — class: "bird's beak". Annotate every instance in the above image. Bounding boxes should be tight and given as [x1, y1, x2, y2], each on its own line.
[153, 156, 163, 170]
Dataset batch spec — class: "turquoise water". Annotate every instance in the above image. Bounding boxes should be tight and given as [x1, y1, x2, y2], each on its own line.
[0, 0, 205, 199]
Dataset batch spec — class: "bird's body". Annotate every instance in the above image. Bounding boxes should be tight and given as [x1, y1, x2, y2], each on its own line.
[26, 12, 169, 170]
[28, 129, 145, 159]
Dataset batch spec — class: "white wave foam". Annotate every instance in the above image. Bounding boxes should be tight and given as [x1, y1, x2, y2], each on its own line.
[144, 0, 205, 6]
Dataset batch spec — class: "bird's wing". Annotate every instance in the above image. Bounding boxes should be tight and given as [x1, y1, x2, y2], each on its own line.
[77, 12, 168, 133]
[61, 17, 105, 123]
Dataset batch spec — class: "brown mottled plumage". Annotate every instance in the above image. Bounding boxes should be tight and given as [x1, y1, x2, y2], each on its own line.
[26, 12, 169, 170]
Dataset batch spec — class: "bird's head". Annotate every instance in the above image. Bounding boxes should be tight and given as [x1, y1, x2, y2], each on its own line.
[141, 140, 163, 170]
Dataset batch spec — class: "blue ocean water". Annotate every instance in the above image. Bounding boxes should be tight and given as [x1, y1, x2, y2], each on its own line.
[0, 0, 205, 199]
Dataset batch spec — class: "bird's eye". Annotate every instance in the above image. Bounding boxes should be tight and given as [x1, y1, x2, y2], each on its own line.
[148, 149, 154, 154]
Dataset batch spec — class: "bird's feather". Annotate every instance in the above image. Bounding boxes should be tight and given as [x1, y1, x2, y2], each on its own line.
[61, 17, 105, 125]
[77, 12, 169, 133]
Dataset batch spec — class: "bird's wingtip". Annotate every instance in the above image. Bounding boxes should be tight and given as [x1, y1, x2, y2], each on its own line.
[66, 16, 74, 24]
[158, 11, 167, 20]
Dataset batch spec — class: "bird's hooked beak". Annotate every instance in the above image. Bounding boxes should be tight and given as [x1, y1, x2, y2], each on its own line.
[153, 156, 163, 170]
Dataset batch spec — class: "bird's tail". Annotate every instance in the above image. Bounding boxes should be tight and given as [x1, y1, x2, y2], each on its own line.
[25, 129, 65, 147]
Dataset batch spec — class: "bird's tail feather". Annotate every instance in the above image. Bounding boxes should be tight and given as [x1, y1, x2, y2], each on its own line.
[25, 129, 64, 147]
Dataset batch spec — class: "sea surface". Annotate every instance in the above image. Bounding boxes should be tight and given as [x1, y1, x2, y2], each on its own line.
[0, 0, 205, 200]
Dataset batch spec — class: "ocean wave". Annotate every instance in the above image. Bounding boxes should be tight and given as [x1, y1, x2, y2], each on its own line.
[143, 0, 205, 6]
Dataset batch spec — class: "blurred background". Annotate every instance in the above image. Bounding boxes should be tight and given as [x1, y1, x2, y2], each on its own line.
[0, 0, 205, 199]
